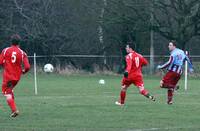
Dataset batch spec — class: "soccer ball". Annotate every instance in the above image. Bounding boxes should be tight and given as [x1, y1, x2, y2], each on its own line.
[99, 79, 105, 85]
[44, 64, 54, 73]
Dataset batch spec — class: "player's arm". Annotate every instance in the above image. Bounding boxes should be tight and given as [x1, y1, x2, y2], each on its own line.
[0, 54, 4, 65]
[185, 55, 194, 72]
[141, 56, 148, 66]
[22, 53, 30, 74]
[124, 55, 132, 78]
[157, 56, 173, 69]
[0, 49, 6, 65]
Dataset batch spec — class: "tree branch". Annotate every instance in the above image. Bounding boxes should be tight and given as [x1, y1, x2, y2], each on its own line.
[13, 0, 31, 20]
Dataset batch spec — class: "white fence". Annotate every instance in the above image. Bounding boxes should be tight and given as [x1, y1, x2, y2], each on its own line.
[28, 54, 200, 74]
[28, 54, 200, 95]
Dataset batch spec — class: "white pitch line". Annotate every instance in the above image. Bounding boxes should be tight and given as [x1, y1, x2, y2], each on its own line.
[127, 126, 200, 131]
[3, 91, 200, 100]
[16, 91, 200, 99]
[13, 94, 200, 105]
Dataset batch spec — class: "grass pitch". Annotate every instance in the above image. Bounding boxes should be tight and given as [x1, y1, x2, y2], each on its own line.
[0, 73, 200, 131]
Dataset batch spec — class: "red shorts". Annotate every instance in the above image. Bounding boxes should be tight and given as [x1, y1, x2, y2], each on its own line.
[162, 71, 181, 88]
[122, 75, 144, 88]
[2, 80, 19, 95]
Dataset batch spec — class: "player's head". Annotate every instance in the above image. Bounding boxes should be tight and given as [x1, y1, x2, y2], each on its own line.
[125, 44, 134, 53]
[11, 34, 21, 45]
[168, 40, 177, 51]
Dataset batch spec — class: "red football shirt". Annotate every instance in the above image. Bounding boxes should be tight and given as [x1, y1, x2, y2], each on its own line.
[125, 51, 148, 76]
[0, 45, 30, 81]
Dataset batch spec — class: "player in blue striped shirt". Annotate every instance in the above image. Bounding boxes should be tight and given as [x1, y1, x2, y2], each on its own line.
[157, 41, 194, 104]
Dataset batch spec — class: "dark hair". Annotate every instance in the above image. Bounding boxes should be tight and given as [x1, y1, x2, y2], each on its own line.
[126, 43, 135, 49]
[11, 34, 21, 45]
[170, 40, 177, 47]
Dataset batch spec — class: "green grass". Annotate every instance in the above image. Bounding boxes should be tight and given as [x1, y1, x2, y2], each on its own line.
[0, 73, 200, 131]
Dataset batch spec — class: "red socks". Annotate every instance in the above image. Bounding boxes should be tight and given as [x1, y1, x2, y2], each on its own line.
[5, 94, 16, 112]
[140, 89, 148, 96]
[167, 89, 174, 103]
[120, 89, 149, 104]
[120, 90, 126, 104]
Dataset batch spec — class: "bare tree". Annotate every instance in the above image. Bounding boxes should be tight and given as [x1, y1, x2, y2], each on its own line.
[13, 0, 31, 20]
[153, 0, 200, 49]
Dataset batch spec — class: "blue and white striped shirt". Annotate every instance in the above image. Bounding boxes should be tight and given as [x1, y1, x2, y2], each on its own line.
[159, 48, 193, 74]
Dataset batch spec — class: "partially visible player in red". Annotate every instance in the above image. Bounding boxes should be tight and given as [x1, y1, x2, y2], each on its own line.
[115, 45, 155, 106]
[0, 34, 30, 117]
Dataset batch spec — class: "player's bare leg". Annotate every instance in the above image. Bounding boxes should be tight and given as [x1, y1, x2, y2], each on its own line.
[115, 85, 128, 106]
[138, 86, 155, 101]
[159, 80, 168, 89]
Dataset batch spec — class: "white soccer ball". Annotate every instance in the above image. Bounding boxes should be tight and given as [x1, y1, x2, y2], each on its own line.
[44, 64, 54, 73]
[99, 79, 105, 85]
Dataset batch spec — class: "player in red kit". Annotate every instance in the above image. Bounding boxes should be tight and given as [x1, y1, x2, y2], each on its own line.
[115, 45, 155, 106]
[0, 34, 30, 117]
